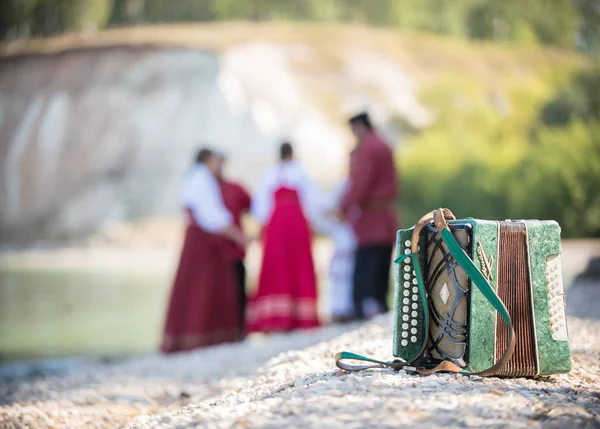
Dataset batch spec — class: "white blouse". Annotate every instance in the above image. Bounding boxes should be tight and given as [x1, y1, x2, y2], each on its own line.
[251, 160, 321, 226]
[182, 164, 233, 233]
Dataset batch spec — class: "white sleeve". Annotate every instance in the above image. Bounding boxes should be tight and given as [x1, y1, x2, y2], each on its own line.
[186, 168, 233, 233]
[297, 167, 324, 228]
[250, 170, 275, 225]
[312, 188, 336, 235]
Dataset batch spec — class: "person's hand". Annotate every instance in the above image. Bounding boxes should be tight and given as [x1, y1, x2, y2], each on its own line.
[244, 234, 258, 244]
[327, 208, 344, 222]
[237, 234, 252, 248]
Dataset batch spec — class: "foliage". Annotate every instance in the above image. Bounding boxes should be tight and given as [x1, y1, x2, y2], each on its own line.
[574, 0, 600, 56]
[467, 0, 577, 48]
[0, 0, 113, 38]
[540, 67, 600, 126]
[2, 0, 599, 55]
[399, 66, 600, 238]
[520, 121, 600, 237]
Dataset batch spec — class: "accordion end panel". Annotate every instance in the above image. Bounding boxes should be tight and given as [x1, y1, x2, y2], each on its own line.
[525, 220, 572, 375]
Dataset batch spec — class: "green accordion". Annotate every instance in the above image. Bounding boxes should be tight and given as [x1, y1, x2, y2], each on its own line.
[336, 208, 572, 377]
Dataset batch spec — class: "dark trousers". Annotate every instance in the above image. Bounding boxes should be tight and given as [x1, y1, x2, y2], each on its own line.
[234, 260, 246, 336]
[353, 245, 393, 319]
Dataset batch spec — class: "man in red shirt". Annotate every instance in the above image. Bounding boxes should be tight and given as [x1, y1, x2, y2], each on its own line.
[215, 152, 252, 337]
[337, 112, 399, 320]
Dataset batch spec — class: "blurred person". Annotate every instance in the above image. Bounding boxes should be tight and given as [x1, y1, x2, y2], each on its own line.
[332, 112, 399, 320]
[323, 180, 357, 323]
[247, 142, 321, 332]
[214, 151, 252, 338]
[161, 148, 248, 353]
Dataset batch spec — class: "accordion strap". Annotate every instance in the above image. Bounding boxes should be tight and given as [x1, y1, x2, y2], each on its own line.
[335, 208, 516, 376]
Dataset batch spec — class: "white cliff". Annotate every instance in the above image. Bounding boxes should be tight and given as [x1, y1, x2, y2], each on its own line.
[0, 41, 428, 244]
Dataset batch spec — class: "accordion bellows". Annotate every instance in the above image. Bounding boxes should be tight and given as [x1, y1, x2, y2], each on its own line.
[393, 219, 572, 376]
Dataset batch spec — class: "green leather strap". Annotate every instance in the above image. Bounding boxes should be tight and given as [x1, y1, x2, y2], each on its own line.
[334, 351, 407, 371]
[335, 223, 515, 376]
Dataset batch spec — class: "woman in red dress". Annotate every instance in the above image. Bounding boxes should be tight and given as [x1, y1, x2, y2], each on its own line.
[247, 142, 321, 332]
[161, 148, 248, 353]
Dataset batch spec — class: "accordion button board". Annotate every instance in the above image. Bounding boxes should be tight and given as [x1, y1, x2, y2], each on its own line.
[393, 230, 428, 361]
[400, 239, 421, 346]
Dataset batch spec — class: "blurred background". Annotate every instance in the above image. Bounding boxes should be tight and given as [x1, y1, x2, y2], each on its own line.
[1, 0, 599, 363]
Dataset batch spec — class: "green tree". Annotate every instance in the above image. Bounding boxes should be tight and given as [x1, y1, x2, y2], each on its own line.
[540, 67, 600, 126]
[0, 0, 37, 39]
[520, 121, 600, 237]
[574, 0, 600, 55]
[467, 0, 576, 48]
[109, 0, 147, 25]
[210, 0, 254, 20]
[69, 0, 114, 31]
[1, 0, 113, 37]
[30, 0, 71, 36]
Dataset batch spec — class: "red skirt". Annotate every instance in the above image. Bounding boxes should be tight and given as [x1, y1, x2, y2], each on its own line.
[161, 214, 240, 353]
[247, 187, 320, 332]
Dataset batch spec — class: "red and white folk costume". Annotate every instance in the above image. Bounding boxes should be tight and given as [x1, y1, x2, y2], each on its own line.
[161, 164, 240, 353]
[247, 160, 321, 332]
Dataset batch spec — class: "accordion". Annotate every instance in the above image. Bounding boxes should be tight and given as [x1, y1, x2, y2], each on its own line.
[336, 208, 572, 377]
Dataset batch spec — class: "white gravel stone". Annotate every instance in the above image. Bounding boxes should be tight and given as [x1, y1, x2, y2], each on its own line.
[1, 312, 599, 429]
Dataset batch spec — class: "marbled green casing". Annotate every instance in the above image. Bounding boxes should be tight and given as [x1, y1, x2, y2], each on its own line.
[393, 219, 572, 376]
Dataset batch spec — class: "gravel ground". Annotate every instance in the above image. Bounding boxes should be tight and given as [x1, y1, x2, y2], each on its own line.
[1, 286, 599, 429]
[129, 315, 599, 429]
[0, 323, 362, 428]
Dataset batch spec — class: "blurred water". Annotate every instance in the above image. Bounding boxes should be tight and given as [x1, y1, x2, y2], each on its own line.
[0, 239, 334, 362]
[0, 239, 597, 362]
[0, 267, 171, 361]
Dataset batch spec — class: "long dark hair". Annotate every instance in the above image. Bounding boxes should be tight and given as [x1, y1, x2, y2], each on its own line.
[280, 142, 293, 161]
[195, 148, 212, 164]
